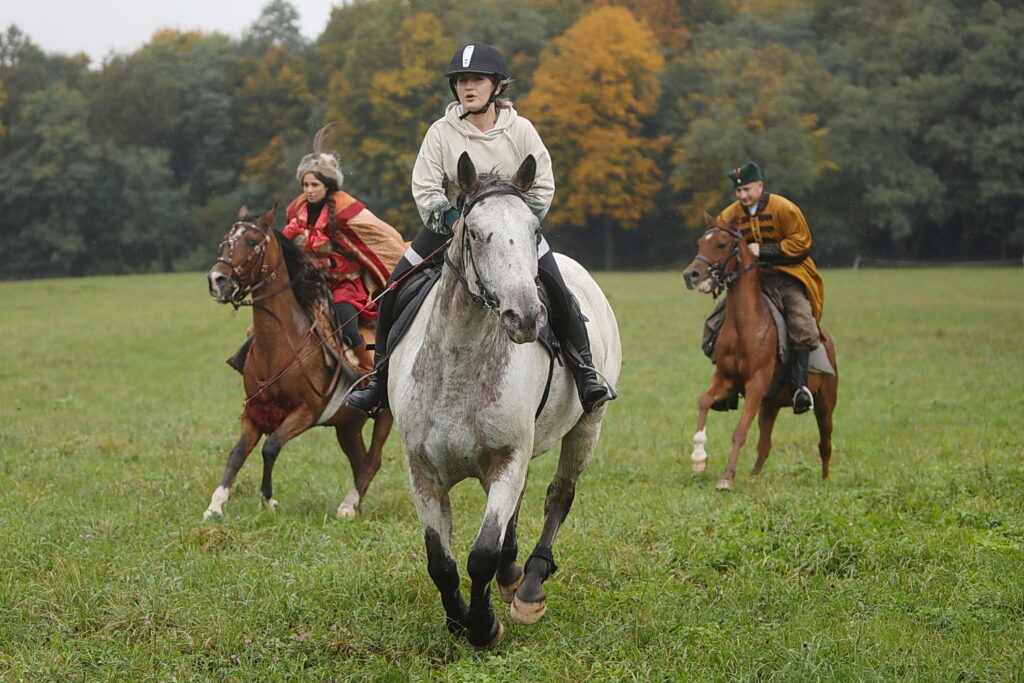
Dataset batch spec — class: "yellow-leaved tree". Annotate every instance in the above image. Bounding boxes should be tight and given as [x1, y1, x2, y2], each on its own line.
[326, 11, 450, 232]
[523, 6, 665, 269]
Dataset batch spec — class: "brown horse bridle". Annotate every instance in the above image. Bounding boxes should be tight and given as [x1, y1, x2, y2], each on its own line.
[693, 225, 756, 298]
[215, 221, 289, 309]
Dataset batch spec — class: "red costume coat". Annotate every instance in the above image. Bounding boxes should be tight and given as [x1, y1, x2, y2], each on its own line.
[283, 191, 406, 321]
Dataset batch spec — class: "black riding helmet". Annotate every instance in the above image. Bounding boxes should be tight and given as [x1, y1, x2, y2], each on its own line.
[446, 43, 511, 119]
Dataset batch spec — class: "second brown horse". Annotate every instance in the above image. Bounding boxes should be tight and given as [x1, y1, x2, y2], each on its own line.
[204, 207, 393, 519]
[683, 214, 838, 490]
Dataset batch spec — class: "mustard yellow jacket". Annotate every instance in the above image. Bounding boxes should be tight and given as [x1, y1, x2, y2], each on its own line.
[718, 192, 825, 320]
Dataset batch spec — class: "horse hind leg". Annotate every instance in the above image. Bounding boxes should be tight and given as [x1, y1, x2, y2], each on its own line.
[332, 409, 387, 518]
[511, 416, 600, 626]
[814, 380, 836, 479]
[497, 494, 526, 604]
[751, 402, 782, 477]
[204, 418, 262, 520]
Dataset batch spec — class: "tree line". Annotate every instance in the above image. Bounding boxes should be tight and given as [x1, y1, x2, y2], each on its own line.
[1, 0, 1021, 279]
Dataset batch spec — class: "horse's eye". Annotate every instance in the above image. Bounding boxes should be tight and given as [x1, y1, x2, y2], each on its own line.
[246, 238, 260, 248]
[469, 229, 479, 240]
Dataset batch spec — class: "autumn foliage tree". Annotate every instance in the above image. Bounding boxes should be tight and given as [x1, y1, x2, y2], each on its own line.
[325, 11, 450, 231]
[523, 6, 665, 268]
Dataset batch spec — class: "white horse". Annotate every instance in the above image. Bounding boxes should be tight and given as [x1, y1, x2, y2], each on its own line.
[387, 153, 621, 648]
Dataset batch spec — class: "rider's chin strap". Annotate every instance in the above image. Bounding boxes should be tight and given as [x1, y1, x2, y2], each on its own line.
[457, 83, 505, 120]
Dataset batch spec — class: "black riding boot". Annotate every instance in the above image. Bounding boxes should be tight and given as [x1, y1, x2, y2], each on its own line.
[790, 348, 814, 414]
[344, 292, 394, 418]
[343, 227, 444, 418]
[559, 294, 615, 413]
[226, 334, 254, 374]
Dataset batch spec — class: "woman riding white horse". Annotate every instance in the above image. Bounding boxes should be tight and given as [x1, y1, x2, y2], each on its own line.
[345, 42, 614, 417]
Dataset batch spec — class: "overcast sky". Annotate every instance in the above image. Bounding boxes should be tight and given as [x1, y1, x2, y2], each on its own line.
[2, 0, 339, 66]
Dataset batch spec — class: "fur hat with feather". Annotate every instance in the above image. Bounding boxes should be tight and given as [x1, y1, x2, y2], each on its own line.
[295, 123, 344, 187]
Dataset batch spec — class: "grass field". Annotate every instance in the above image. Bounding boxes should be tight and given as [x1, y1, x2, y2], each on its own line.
[1, 268, 1023, 681]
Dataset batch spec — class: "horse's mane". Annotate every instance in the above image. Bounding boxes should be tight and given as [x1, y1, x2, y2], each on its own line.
[274, 229, 330, 312]
[455, 170, 517, 209]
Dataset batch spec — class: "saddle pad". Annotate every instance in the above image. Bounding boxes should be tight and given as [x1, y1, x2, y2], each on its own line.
[808, 342, 835, 375]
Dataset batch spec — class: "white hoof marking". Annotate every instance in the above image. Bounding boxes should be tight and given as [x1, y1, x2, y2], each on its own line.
[336, 489, 361, 519]
[691, 429, 709, 470]
[204, 486, 230, 520]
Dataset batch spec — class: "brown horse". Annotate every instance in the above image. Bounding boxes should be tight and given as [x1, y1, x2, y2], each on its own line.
[682, 214, 838, 490]
[204, 207, 393, 519]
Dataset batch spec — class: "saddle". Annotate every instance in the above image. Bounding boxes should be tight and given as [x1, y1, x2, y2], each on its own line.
[309, 298, 375, 373]
[701, 287, 834, 411]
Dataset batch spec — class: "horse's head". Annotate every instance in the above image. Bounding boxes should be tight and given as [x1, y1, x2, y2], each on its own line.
[208, 205, 279, 304]
[453, 152, 547, 344]
[683, 213, 744, 295]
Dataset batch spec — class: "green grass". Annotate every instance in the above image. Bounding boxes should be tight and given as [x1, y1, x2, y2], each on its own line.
[1, 268, 1022, 681]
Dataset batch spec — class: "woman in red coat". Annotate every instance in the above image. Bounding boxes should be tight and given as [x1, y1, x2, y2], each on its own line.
[283, 125, 407, 370]
[226, 126, 406, 374]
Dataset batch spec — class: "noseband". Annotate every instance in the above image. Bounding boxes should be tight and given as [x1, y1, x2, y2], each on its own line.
[693, 225, 755, 298]
[444, 184, 530, 311]
[215, 221, 278, 307]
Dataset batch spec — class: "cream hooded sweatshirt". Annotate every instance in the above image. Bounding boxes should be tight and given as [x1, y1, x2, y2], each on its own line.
[411, 101, 555, 234]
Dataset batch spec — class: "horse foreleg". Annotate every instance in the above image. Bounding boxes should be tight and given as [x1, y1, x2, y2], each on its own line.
[692, 376, 730, 472]
[512, 417, 599, 626]
[691, 402, 712, 473]
[258, 406, 315, 513]
[409, 457, 468, 638]
[204, 419, 262, 520]
[751, 402, 782, 477]
[465, 463, 527, 649]
[719, 394, 763, 491]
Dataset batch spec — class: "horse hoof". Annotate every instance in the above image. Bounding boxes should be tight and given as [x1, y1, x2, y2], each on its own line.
[499, 571, 525, 604]
[510, 596, 547, 625]
[715, 479, 734, 491]
[336, 504, 357, 519]
[691, 459, 707, 473]
[202, 508, 223, 521]
[472, 619, 504, 650]
[259, 496, 279, 513]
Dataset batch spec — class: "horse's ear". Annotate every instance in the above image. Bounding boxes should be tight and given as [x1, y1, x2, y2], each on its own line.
[238, 205, 249, 221]
[261, 204, 278, 229]
[512, 154, 536, 193]
[704, 211, 715, 227]
[457, 152, 479, 196]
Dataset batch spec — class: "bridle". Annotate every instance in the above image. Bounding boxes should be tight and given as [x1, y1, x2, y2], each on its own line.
[444, 184, 530, 311]
[693, 225, 757, 298]
[215, 221, 288, 308]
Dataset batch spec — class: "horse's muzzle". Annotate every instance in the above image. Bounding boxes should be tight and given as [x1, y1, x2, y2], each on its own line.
[500, 303, 546, 344]
[208, 269, 236, 303]
[683, 267, 701, 290]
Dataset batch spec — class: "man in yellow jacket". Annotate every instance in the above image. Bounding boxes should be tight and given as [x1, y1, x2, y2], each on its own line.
[718, 162, 825, 414]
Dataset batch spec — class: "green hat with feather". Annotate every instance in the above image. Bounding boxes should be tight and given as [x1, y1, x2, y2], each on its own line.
[727, 162, 763, 187]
